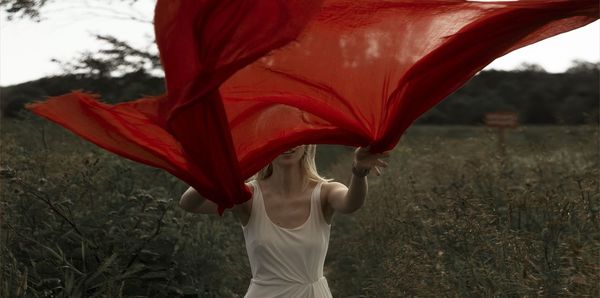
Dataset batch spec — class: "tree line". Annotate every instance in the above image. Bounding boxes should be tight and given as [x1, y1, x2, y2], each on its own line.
[1, 61, 597, 125]
[418, 61, 599, 125]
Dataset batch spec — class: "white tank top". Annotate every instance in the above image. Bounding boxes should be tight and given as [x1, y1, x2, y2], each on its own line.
[241, 180, 333, 298]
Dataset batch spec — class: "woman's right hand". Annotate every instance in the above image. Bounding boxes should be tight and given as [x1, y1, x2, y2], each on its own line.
[353, 146, 391, 176]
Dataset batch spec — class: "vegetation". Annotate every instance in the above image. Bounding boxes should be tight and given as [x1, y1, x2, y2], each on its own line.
[326, 125, 599, 297]
[0, 0, 144, 22]
[2, 2, 597, 296]
[417, 62, 599, 125]
[0, 72, 165, 118]
[2, 114, 598, 297]
[2, 62, 598, 124]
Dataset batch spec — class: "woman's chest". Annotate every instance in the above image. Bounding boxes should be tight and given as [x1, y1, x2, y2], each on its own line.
[263, 194, 311, 229]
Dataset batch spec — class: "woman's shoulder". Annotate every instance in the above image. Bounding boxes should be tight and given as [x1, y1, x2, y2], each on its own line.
[321, 180, 348, 192]
[245, 180, 256, 193]
[241, 180, 256, 205]
[231, 181, 255, 225]
[319, 180, 348, 202]
[245, 180, 254, 189]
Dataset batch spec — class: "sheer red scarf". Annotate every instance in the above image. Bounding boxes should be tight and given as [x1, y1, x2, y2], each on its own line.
[28, 0, 598, 213]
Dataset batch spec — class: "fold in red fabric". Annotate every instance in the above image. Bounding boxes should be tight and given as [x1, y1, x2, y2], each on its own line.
[27, 0, 598, 213]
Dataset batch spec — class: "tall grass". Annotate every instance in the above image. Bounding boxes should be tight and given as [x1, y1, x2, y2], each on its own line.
[1, 116, 250, 297]
[325, 125, 599, 297]
[1, 116, 598, 297]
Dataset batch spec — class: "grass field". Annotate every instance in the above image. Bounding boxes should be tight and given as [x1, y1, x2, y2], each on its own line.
[1, 116, 598, 297]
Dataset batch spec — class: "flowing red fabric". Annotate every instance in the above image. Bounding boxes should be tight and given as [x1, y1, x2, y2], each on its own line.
[27, 0, 598, 213]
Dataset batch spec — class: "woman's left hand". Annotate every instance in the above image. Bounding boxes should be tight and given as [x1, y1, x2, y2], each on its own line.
[353, 146, 391, 176]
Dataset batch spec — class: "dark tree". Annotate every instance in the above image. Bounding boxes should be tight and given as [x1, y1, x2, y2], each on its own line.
[52, 35, 161, 79]
[1, 0, 143, 21]
[2, 0, 156, 79]
[0, 0, 50, 21]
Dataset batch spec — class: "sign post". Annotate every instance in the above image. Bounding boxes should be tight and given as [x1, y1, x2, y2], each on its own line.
[484, 112, 519, 155]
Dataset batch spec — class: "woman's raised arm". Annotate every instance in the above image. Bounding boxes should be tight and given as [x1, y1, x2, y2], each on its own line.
[179, 184, 253, 224]
[179, 187, 219, 214]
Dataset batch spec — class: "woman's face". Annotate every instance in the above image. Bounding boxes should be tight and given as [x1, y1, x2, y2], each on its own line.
[273, 145, 306, 166]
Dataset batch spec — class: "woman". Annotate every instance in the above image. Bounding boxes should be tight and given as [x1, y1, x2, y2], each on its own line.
[179, 145, 390, 297]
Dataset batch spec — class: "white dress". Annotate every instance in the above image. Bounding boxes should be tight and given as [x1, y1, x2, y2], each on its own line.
[241, 180, 333, 298]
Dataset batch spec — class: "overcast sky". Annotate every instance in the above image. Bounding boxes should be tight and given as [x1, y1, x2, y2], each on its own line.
[1, 1, 598, 87]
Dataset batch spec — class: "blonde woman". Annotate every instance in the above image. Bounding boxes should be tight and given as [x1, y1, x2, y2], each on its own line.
[179, 145, 390, 297]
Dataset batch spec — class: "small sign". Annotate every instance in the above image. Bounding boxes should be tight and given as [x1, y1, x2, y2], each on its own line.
[485, 112, 518, 128]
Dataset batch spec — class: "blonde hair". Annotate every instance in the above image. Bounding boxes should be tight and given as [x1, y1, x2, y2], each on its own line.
[251, 144, 332, 184]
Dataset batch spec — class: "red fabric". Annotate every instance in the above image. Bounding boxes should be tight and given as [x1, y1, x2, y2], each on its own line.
[27, 0, 598, 213]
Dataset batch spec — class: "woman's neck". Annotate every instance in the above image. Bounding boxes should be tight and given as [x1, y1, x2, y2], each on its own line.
[268, 164, 307, 196]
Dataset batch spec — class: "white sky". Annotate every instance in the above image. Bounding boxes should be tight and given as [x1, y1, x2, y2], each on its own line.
[0, 1, 598, 87]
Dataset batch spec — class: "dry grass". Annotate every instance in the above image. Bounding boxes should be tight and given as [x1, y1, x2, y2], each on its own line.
[2, 118, 598, 297]
[325, 125, 599, 297]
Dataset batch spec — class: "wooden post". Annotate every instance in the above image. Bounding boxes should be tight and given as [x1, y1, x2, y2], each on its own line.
[485, 112, 518, 156]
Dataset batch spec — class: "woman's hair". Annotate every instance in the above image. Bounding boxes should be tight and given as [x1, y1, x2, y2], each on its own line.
[252, 144, 332, 184]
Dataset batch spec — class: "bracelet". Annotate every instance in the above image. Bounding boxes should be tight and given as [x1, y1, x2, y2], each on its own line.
[352, 165, 370, 177]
